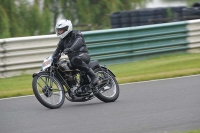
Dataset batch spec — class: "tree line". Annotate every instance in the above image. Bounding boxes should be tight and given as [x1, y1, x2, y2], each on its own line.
[0, 0, 154, 38]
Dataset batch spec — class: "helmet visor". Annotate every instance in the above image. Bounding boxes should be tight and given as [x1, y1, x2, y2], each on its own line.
[56, 26, 69, 35]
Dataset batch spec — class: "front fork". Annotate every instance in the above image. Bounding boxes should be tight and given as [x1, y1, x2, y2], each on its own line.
[49, 67, 73, 94]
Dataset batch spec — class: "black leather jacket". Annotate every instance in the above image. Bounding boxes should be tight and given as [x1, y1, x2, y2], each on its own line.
[52, 30, 89, 60]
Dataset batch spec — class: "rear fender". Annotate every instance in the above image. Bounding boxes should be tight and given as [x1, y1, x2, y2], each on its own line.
[100, 66, 116, 77]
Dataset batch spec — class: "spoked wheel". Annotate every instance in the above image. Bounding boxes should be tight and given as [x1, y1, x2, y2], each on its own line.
[94, 67, 119, 102]
[32, 72, 65, 109]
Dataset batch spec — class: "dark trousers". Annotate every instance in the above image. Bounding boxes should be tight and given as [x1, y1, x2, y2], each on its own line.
[70, 53, 91, 72]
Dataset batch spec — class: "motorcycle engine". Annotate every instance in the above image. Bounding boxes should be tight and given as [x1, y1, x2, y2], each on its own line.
[57, 59, 80, 87]
[66, 72, 78, 87]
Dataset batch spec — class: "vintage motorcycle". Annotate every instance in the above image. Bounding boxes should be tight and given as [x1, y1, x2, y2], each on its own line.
[32, 52, 120, 109]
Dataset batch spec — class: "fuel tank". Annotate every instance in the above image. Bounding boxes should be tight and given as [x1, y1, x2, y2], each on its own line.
[57, 59, 78, 72]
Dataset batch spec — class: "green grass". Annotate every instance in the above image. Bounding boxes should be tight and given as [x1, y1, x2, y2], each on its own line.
[175, 129, 200, 133]
[109, 53, 200, 84]
[0, 74, 33, 98]
[1, 53, 200, 98]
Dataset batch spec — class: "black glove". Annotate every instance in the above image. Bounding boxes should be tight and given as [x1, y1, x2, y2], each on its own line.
[52, 52, 61, 63]
[63, 48, 72, 54]
[53, 55, 60, 63]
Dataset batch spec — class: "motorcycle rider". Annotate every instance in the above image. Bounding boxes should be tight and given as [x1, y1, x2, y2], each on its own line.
[52, 19, 98, 88]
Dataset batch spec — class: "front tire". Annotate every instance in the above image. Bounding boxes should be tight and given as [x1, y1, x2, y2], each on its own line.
[94, 68, 119, 102]
[32, 72, 65, 109]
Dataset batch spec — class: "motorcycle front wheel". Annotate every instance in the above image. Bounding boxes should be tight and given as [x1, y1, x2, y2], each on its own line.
[94, 67, 119, 102]
[32, 72, 65, 109]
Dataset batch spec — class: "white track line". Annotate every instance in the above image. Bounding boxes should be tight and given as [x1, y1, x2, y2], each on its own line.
[0, 95, 34, 101]
[0, 74, 200, 101]
[120, 74, 200, 86]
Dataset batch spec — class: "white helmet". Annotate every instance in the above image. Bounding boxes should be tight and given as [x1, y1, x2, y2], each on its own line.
[55, 19, 73, 39]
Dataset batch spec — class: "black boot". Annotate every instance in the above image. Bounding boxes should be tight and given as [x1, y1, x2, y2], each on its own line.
[87, 68, 99, 86]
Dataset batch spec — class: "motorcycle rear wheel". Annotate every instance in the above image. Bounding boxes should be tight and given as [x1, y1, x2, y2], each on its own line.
[94, 68, 119, 102]
[32, 72, 65, 109]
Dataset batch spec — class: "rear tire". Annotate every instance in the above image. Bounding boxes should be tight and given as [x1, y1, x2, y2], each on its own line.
[94, 68, 119, 102]
[32, 72, 65, 109]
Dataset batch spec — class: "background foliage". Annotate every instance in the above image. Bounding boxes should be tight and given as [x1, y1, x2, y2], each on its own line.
[0, 0, 151, 38]
[163, 0, 200, 7]
[0, 0, 196, 38]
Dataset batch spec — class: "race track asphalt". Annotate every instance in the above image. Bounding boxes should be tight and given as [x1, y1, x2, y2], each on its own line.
[0, 75, 200, 133]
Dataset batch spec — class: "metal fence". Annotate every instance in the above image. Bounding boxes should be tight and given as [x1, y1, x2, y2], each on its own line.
[1, 19, 200, 78]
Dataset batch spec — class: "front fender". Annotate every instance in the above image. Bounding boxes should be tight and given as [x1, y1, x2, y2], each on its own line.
[32, 71, 49, 78]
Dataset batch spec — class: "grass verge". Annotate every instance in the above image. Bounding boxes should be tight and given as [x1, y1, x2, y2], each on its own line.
[176, 129, 200, 133]
[1, 53, 200, 98]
